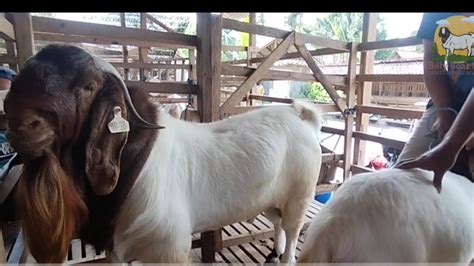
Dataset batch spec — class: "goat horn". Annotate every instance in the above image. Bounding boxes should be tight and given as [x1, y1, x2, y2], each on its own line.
[92, 56, 165, 130]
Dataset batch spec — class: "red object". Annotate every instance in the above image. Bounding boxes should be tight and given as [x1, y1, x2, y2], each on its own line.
[368, 155, 388, 170]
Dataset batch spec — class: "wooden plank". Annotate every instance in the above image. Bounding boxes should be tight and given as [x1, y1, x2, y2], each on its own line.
[357, 36, 422, 51]
[146, 14, 175, 32]
[343, 42, 358, 179]
[220, 31, 294, 116]
[0, 16, 15, 40]
[321, 153, 343, 163]
[222, 18, 349, 51]
[125, 80, 198, 94]
[189, 49, 196, 80]
[33, 32, 190, 50]
[31, 16, 198, 48]
[357, 105, 424, 119]
[351, 164, 375, 175]
[12, 13, 35, 69]
[247, 95, 339, 112]
[354, 13, 377, 166]
[197, 13, 222, 122]
[222, 228, 274, 248]
[221, 64, 347, 85]
[224, 47, 346, 65]
[321, 125, 344, 135]
[295, 43, 347, 114]
[352, 131, 406, 150]
[111, 62, 191, 70]
[222, 45, 248, 51]
[0, 55, 17, 64]
[357, 74, 424, 83]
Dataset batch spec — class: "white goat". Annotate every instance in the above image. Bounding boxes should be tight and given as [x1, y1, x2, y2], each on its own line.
[298, 169, 474, 263]
[110, 100, 322, 263]
[439, 27, 474, 56]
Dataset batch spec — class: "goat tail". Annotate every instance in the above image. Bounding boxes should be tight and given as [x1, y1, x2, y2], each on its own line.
[291, 99, 322, 132]
[298, 215, 334, 263]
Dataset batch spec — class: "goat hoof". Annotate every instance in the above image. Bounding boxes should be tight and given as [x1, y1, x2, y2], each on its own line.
[264, 249, 281, 263]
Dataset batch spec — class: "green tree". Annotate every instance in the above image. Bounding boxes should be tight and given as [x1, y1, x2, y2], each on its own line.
[284, 13, 304, 32]
[304, 13, 396, 61]
[298, 82, 332, 103]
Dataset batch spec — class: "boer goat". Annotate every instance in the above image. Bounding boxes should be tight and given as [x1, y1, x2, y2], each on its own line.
[5, 44, 322, 263]
[298, 169, 474, 263]
[439, 27, 474, 56]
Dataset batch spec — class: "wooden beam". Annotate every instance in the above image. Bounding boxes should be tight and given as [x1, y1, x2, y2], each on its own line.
[350, 164, 375, 175]
[357, 36, 422, 51]
[224, 47, 346, 65]
[357, 74, 424, 83]
[222, 45, 248, 51]
[189, 49, 196, 80]
[352, 131, 406, 150]
[0, 55, 17, 64]
[12, 13, 34, 69]
[120, 13, 129, 81]
[356, 105, 423, 119]
[31, 16, 198, 48]
[343, 43, 358, 180]
[139, 13, 148, 80]
[125, 81, 198, 94]
[354, 13, 377, 166]
[295, 43, 347, 114]
[0, 16, 15, 40]
[222, 18, 349, 51]
[197, 13, 222, 122]
[201, 229, 223, 263]
[146, 14, 175, 32]
[220, 31, 295, 116]
[248, 95, 339, 112]
[111, 62, 191, 70]
[321, 125, 345, 135]
[33, 32, 191, 50]
[221, 64, 347, 85]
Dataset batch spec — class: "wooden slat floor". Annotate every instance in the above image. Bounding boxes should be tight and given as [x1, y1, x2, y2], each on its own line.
[13, 200, 324, 264]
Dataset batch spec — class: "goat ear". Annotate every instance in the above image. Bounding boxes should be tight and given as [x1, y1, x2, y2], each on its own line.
[85, 74, 128, 196]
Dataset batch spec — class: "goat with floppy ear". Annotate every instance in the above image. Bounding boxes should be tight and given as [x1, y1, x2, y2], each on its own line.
[5, 44, 161, 262]
[6, 44, 322, 263]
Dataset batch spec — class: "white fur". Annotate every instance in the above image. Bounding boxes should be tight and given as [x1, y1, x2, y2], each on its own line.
[441, 28, 474, 56]
[298, 169, 474, 263]
[109, 100, 322, 263]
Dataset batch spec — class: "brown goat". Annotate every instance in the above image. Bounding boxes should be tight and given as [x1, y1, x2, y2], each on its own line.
[5, 44, 160, 263]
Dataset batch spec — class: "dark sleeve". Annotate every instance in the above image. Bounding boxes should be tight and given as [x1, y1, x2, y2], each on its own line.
[416, 13, 460, 40]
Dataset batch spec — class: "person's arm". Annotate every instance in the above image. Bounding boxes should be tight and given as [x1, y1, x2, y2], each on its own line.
[422, 40, 456, 139]
[397, 90, 474, 192]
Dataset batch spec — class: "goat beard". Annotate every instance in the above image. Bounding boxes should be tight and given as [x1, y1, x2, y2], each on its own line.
[16, 150, 88, 263]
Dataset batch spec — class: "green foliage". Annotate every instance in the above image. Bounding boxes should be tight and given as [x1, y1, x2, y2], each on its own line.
[298, 82, 332, 103]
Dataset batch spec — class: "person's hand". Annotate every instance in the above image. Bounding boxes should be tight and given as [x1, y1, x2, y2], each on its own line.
[433, 111, 456, 140]
[396, 141, 459, 193]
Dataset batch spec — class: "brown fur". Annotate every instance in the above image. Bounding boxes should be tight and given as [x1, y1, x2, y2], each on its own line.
[6, 44, 158, 262]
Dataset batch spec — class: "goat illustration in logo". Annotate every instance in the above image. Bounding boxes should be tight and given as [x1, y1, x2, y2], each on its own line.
[438, 27, 474, 56]
[434, 16, 474, 60]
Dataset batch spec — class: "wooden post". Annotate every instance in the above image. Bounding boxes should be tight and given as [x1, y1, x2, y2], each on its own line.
[246, 13, 257, 106]
[200, 229, 222, 263]
[354, 13, 377, 166]
[139, 13, 149, 81]
[197, 13, 222, 123]
[6, 41, 18, 72]
[11, 13, 34, 69]
[196, 13, 223, 262]
[189, 49, 197, 80]
[120, 13, 129, 81]
[343, 43, 358, 179]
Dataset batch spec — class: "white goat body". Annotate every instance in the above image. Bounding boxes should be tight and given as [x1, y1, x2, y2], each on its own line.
[110, 100, 322, 262]
[298, 169, 474, 263]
